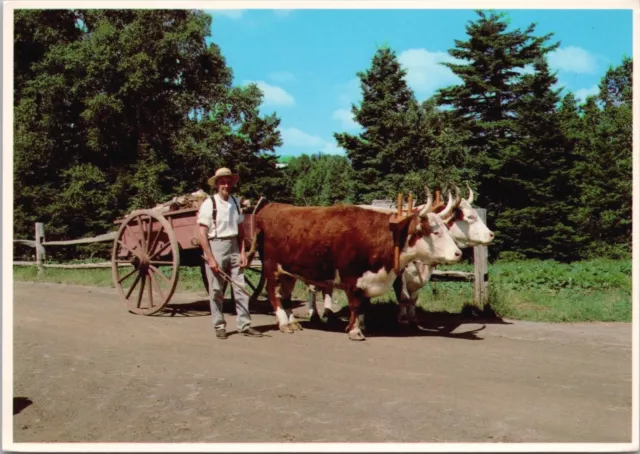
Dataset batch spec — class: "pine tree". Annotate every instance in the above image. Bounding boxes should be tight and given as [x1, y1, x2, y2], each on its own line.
[437, 10, 559, 257]
[334, 45, 418, 203]
[573, 58, 633, 258]
[497, 58, 579, 261]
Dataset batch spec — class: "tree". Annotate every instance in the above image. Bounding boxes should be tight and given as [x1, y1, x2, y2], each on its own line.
[282, 154, 353, 206]
[437, 10, 559, 257]
[13, 9, 282, 249]
[496, 58, 580, 261]
[572, 58, 633, 258]
[334, 45, 418, 203]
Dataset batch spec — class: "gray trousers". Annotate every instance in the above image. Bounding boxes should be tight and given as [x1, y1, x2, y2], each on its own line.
[204, 237, 252, 332]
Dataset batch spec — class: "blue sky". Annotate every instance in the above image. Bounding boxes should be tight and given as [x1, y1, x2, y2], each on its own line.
[204, 9, 633, 158]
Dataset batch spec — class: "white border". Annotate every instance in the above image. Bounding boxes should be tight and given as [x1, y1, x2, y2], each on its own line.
[3, 1, 639, 453]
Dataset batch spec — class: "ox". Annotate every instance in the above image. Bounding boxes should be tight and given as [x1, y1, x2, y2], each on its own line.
[251, 190, 463, 340]
[306, 185, 495, 327]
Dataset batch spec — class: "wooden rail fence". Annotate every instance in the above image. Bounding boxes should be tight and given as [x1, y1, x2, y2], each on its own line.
[13, 223, 118, 273]
[14, 207, 490, 305]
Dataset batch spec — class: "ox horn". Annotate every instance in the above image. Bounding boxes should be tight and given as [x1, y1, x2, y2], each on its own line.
[439, 190, 455, 219]
[466, 183, 474, 205]
[453, 185, 462, 208]
[419, 186, 433, 217]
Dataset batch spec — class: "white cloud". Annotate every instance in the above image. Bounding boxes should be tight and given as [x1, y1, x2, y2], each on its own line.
[279, 128, 325, 148]
[244, 80, 295, 107]
[332, 108, 358, 130]
[575, 84, 600, 103]
[515, 64, 536, 76]
[548, 46, 598, 74]
[279, 127, 346, 155]
[274, 9, 294, 18]
[398, 49, 464, 97]
[321, 142, 346, 155]
[209, 9, 244, 19]
[268, 71, 296, 83]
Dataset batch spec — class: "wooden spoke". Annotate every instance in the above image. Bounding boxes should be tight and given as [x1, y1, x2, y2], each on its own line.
[136, 274, 146, 309]
[149, 260, 174, 266]
[117, 240, 140, 259]
[146, 275, 154, 309]
[118, 267, 139, 285]
[149, 271, 167, 302]
[125, 273, 142, 300]
[149, 241, 172, 261]
[149, 265, 172, 285]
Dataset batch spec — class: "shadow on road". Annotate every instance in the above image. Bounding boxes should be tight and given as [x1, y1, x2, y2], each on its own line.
[14, 397, 33, 415]
[157, 297, 512, 341]
[160, 298, 304, 317]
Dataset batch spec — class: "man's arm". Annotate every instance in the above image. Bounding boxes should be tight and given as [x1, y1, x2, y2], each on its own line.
[199, 224, 220, 273]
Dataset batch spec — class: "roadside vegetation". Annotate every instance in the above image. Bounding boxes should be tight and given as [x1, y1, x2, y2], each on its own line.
[14, 257, 631, 323]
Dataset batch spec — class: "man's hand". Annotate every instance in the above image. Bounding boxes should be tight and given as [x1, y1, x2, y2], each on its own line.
[208, 256, 220, 274]
[240, 251, 248, 268]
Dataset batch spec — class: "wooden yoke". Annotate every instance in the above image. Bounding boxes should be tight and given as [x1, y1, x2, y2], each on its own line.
[389, 192, 415, 273]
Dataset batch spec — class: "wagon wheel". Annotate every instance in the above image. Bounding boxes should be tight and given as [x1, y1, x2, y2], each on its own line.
[111, 209, 180, 316]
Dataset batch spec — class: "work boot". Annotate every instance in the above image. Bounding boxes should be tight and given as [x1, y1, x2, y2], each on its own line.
[240, 327, 263, 337]
[215, 328, 228, 339]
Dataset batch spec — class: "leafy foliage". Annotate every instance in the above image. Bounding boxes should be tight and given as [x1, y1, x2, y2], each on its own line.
[14, 9, 281, 247]
[13, 9, 632, 265]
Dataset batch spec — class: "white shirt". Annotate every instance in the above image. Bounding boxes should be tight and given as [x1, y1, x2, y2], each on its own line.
[197, 194, 244, 239]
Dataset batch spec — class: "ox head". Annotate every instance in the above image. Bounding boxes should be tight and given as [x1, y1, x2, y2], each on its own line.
[440, 184, 495, 248]
[408, 187, 462, 265]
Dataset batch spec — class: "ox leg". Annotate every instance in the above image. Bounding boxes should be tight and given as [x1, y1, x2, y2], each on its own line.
[345, 291, 367, 341]
[279, 276, 303, 331]
[407, 295, 420, 329]
[266, 277, 293, 334]
[393, 274, 411, 327]
[306, 285, 321, 323]
[321, 285, 335, 319]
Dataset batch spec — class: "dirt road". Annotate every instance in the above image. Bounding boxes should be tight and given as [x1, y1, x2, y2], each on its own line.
[10, 281, 633, 444]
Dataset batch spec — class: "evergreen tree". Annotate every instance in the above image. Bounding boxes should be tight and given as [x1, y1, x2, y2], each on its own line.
[283, 154, 353, 206]
[497, 58, 579, 261]
[573, 58, 633, 258]
[437, 10, 559, 257]
[334, 45, 418, 203]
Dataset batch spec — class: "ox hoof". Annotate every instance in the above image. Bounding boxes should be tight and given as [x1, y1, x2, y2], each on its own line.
[348, 330, 366, 341]
[279, 324, 294, 334]
[290, 321, 303, 331]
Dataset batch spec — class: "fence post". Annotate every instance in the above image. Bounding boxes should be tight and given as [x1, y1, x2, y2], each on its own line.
[35, 222, 45, 275]
[473, 209, 488, 307]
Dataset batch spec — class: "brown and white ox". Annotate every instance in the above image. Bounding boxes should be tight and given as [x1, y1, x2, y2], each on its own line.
[252, 191, 463, 341]
[306, 185, 495, 327]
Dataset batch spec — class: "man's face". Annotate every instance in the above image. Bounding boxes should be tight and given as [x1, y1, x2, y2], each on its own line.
[216, 176, 234, 197]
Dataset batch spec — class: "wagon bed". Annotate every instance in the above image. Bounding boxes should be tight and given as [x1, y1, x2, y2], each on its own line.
[111, 203, 265, 316]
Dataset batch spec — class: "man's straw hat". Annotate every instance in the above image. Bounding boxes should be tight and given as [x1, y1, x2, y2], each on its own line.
[208, 167, 240, 187]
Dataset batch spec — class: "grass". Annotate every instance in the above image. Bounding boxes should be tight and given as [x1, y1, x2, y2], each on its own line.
[13, 258, 633, 323]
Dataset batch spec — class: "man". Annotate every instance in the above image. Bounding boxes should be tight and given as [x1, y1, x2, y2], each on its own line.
[198, 167, 263, 339]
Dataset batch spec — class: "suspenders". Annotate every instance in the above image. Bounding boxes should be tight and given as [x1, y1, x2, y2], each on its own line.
[209, 194, 240, 239]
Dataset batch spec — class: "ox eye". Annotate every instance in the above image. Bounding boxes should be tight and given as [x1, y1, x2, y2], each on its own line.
[468, 215, 476, 221]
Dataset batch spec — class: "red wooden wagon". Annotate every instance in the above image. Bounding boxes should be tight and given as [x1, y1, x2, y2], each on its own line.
[110, 200, 266, 316]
